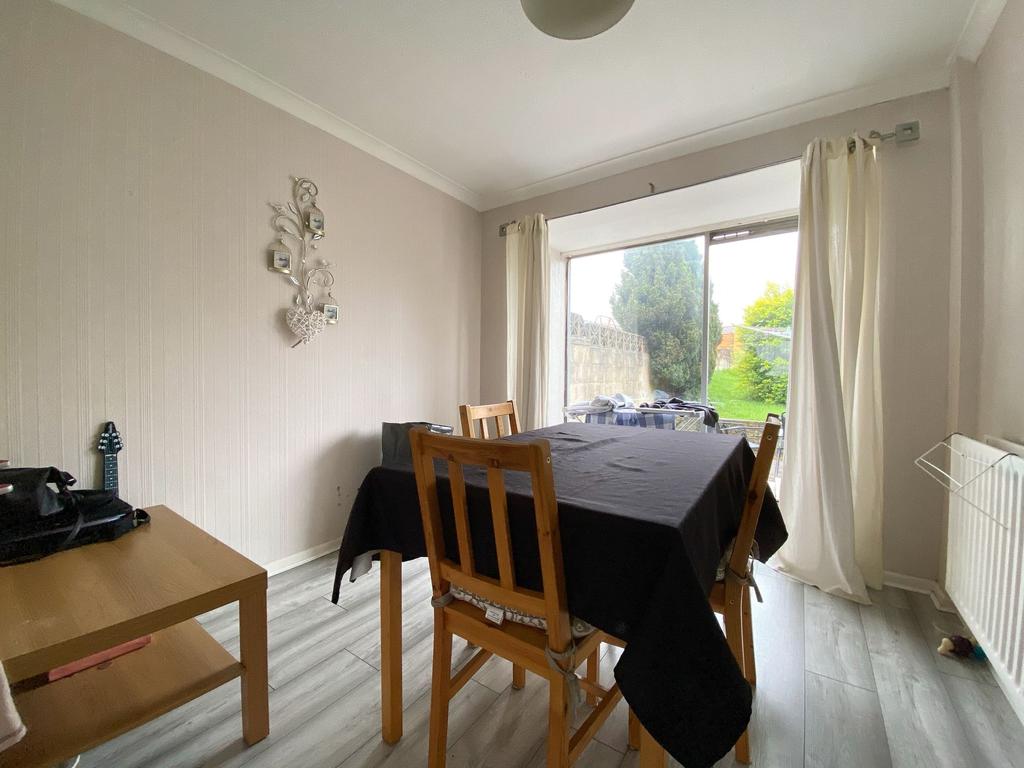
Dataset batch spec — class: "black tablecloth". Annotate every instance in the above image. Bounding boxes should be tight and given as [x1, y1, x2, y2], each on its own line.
[331, 423, 786, 767]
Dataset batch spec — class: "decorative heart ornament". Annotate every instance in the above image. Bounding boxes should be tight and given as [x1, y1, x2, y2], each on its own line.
[286, 307, 327, 345]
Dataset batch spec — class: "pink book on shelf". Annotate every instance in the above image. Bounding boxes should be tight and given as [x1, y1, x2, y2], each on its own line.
[47, 635, 152, 682]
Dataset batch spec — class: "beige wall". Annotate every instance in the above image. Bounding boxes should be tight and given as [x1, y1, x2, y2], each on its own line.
[973, 0, 1024, 442]
[941, 0, 1023, 589]
[947, 58, 984, 439]
[482, 90, 953, 582]
[0, 0, 482, 569]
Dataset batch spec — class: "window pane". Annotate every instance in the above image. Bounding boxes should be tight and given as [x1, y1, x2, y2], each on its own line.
[707, 231, 797, 423]
[567, 236, 706, 405]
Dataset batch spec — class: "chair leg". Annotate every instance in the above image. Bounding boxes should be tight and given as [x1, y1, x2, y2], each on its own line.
[427, 610, 453, 768]
[724, 588, 751, 764]
[546, 675, 571, 767]
[627, 708, 641, 750]
[741, 585, 756, 687]
[512, 663, 526, 690]
[585, 649, 599, 706]
[723, 592, 745, 675]
[735, 728, 751, 764]
[638, 724, 667, 767]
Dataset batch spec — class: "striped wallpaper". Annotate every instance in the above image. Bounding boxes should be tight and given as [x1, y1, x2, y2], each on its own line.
[0, 0, 482, 568]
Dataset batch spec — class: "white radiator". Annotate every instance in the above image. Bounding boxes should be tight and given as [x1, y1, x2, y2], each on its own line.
[945, 434, 1024, 723]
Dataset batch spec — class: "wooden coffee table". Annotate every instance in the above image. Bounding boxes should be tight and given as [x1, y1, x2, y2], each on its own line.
[0, 505, 268, 767]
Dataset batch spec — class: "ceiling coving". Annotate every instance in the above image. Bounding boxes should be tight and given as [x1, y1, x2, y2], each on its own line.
[521, 0, 635, 40]
[59, 0, 995, 210]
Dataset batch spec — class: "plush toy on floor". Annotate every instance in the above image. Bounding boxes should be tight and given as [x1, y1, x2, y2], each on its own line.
[937, 634, 987, 661]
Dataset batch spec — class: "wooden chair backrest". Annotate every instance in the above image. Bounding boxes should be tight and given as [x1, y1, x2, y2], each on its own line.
[728, 413, 783, 577]
[459, 400, 521, 440]
[409, 428, 573, 652]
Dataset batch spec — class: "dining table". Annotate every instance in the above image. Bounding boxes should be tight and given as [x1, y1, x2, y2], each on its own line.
[332, 421, 786, 768]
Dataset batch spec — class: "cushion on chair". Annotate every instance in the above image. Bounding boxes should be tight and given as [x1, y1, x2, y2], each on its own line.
[449, 585, 595, 638]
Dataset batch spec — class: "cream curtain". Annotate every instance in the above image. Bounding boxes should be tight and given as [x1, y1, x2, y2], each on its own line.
[506, 214, 550, 431]
[774, 135, 884, 603]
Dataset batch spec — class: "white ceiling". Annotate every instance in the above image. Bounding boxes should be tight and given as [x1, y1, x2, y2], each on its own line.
[60, 0, 997, 210]
[548, 160, 801, 255]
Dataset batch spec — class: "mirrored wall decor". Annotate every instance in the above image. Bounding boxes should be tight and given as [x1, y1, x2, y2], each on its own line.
[267, 177, 337, 347]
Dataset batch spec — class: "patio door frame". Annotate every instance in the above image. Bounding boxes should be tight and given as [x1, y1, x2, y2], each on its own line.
[563, 214, 799, 409]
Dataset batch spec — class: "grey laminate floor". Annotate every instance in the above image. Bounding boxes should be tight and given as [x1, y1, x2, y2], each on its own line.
[81, 555, 1024, 768]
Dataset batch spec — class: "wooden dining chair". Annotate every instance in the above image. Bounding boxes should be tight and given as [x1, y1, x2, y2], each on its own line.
[409, 428, 622, 767]
[459, 400, 520, 439]
[708, 412, 782, 764]
[458, 400, 539, 689]
[457, 399, 597, 697]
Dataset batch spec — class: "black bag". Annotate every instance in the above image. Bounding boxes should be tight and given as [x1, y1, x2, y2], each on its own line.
[0, 468, 149, 566]
[381, 422, 454, 467]
[0, 466, 76, 522]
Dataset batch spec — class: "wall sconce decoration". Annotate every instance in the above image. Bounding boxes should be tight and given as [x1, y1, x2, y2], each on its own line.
[269, 246, 293, 274]
[267, 177, 337, 347]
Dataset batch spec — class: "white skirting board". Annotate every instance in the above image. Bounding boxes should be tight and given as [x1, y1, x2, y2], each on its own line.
[883, 570, 957, 613]
[265, 552, 953, 607]
[265, 538, 341, 577]
[266, 554, 955, 611]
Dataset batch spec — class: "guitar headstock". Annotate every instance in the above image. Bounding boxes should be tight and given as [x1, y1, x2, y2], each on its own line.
[96, 422, 124, 456]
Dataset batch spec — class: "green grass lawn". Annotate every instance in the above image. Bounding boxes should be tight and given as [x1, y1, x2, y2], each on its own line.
[708, 367, 786, 421]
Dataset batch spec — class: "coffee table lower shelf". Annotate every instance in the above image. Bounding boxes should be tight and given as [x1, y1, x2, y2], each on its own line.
[1, 619, 241, 768]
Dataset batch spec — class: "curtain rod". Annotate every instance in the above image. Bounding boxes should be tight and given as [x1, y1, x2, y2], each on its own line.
[498, 121, 918, 238]
[848, 120, 920, 153]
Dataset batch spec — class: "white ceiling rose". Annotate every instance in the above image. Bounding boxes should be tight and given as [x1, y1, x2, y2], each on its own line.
[521, 0, 635, 40]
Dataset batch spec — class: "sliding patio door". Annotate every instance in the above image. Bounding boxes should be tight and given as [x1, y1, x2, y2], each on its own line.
[707, 224, 797, 485]
[565, 219, 797, 410]
[707, 225, 797, 423]
[566, 235, 706, 406]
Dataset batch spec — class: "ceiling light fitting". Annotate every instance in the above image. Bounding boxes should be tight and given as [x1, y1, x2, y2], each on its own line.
[521, 0, 635, 40]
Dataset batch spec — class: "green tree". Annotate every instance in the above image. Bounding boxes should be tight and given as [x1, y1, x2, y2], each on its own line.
[735, 283, 793, 403]
[610, 240, 722, 399]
